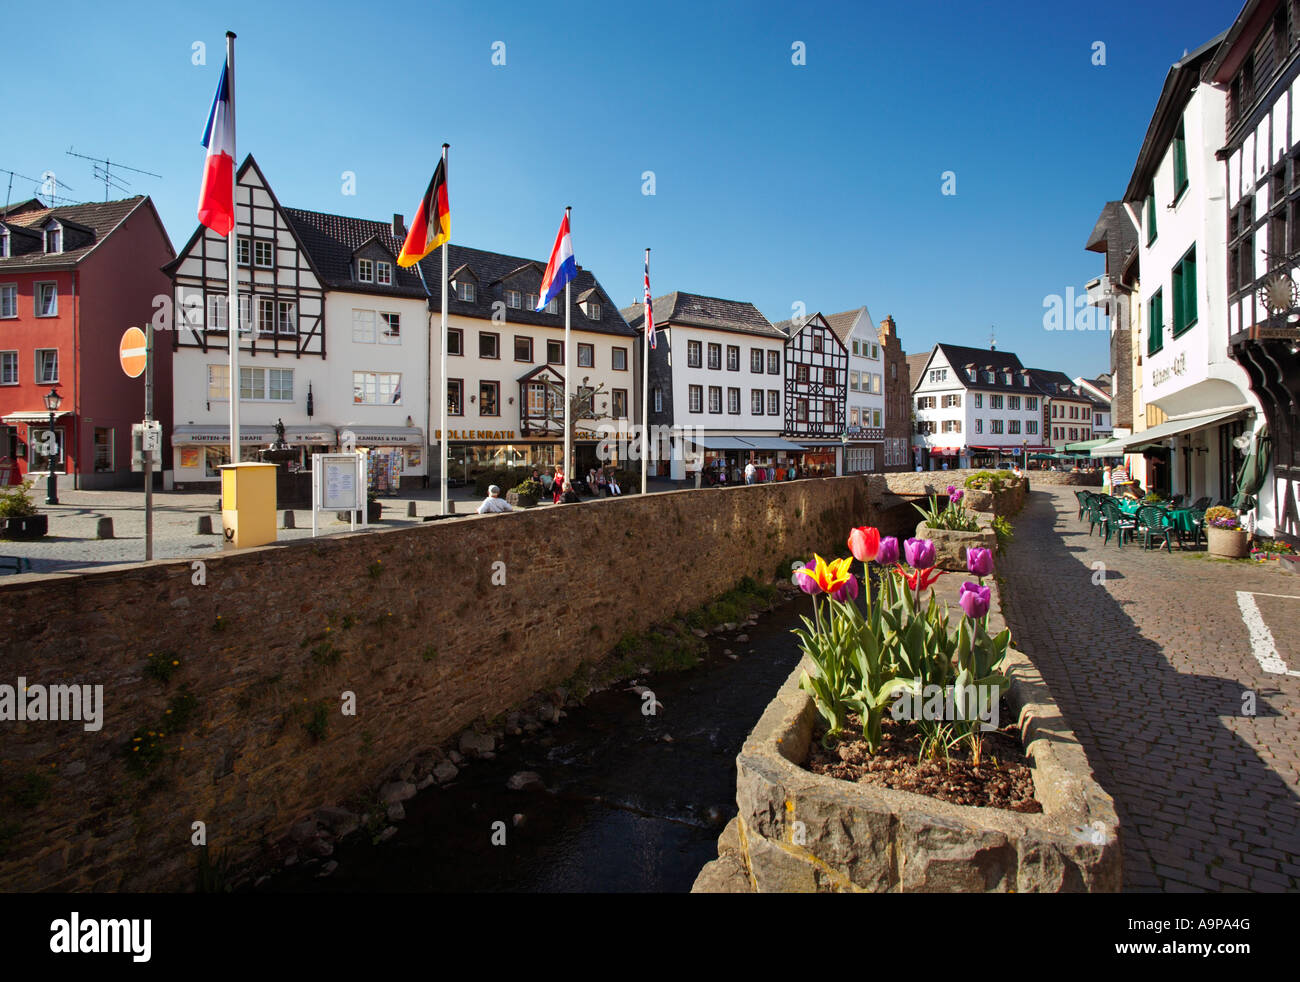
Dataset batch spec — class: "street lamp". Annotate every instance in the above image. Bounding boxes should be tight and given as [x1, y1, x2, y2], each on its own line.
[840, 430, 848, 476]
[43, 386, 62, 505]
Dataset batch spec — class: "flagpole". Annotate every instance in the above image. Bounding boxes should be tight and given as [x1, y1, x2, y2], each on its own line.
[440, 144, 450, 518]
[642, 247, 650, 496]
[225, 31, 239, 464]
[564, 205, 572, 488]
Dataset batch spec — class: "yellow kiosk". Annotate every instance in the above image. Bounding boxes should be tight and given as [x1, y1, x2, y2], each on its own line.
[220, 462, 278, 549]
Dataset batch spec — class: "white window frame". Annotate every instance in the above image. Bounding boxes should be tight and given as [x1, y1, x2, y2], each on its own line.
[35, 348, 58, 383]
[353, 371, 402, 405]
[587, 301, 602, 320]
[376, 261, 392, 285]
[577, 343, 594, 367]
[353, 308, 376, 344]
[768, 390, 779, 415]
[277, 300, 297, 336]
[379, 312, 400, 344]
[768, 350, 780, 374]
[256, 297, 276, 336]
[687, 340, 702, 368]
[253, 239, 274, 269]
[268, 367, 294, 402]
[688, 385, 703, 414]
[0, 350, 17, 385]
[237, 237, 251, 266]
[207, 364, 229, 400]
[727, 387, 740, 414]
[708, 386, 722, 414]
[752, 389, 764, 414]
[457, 281, 476, 302]
[545, 296, 558, 314]
[525, 292, 539, 311]
[0, 284, 16, 319]
[506, 289, 522, 309]
[44, 223, 61, 254]
[358, 258, 374, 282]
[612, 347, 628, 372]
[35, 281, 57, 317]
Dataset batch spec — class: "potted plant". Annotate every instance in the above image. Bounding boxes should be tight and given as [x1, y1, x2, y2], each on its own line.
[1205, 506, 1249, 558]
[0, 480, 47, 540]
[507, 478, 543, 508]
[912, 486, 997, 570]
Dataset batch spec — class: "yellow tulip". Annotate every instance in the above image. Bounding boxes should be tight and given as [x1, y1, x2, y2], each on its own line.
[794, 553, 853, 595]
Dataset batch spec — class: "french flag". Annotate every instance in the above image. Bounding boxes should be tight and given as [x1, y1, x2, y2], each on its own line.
[198, 59, 235, 237]
[536, 211, 577, 311]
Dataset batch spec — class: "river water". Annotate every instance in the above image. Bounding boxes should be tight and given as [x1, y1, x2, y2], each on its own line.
[259, 593, 809, 893]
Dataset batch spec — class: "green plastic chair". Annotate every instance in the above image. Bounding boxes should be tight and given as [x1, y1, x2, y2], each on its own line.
[1137, 505, 1176, 551]
[1074, 490, 1089, 521]
[1100, 497, 1136, 548]
[1186, 508, 1206, 549]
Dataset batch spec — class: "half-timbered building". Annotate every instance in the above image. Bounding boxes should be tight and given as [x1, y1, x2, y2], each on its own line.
[775, 313, 849, 476]
[1209, 0, 1300, 545]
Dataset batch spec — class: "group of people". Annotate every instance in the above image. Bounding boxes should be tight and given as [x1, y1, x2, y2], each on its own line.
[705, 460, 799, 486]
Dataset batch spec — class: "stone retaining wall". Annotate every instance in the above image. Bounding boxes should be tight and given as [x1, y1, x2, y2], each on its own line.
[0, 477, 877, 892]
[693, 575, 1122, 893]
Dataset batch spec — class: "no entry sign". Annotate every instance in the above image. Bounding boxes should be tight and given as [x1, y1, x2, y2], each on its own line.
[120, 327, 147, 378]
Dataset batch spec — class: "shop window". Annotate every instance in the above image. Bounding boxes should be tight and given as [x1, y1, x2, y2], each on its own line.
[479, 381, 500, 416]
[447, 379, 463, 415]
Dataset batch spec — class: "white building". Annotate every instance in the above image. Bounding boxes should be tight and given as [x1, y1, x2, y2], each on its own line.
[826, 307, 886, 473]
[1073, 374, 1115, 437]
[911, 343, 1050, 469]
[1111, 34, 1263, 507]
[625, 292, 797, 481]
[167, 155, 636, 491]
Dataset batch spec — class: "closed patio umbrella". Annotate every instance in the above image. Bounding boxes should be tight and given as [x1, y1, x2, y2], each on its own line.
[1232, 428, 1271, 512]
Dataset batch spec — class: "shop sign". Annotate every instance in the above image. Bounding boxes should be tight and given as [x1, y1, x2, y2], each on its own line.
[1151, 352, 1186, 388]
[434, 430, 517, 440]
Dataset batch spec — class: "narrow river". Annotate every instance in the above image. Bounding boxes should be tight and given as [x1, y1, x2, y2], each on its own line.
[258, 592, 808, 892]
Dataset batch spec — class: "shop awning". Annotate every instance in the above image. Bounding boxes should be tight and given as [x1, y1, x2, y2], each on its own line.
[173, 424, 275, 445]
[1089, 438, 1127, 458]
[1110, 408, 1246, 452]
[687, 436, 755, 451]
[743, 437, 807, 452]
[341, 425, 424, 445]
[285, 425, 337, 445]
[3, 411, 73, 423]
[1064, 438, 1111, 452]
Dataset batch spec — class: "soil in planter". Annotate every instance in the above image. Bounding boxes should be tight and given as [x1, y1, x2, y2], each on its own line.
[806, 707, 1041, 813]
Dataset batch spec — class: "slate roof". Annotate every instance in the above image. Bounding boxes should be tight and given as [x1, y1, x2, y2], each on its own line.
[1024, 368, 1093, 402]
[0, 196, 148, 271]
[906, 352, 931, 390]
[286, 207, 635, 338]
[916, 343, 1039, 394]
[623, 291, 783, 339]
[1, 197, 47, 217]
[1085, 201, 1139, 277]
[770, 312, 847, 349]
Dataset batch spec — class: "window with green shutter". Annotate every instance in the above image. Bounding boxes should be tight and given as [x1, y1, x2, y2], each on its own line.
[1146, 189, 1157, 244]
[1172, 247, 1197, 337]
[1148, 289, 1164, 355]
[1173, 120, 1189, 201]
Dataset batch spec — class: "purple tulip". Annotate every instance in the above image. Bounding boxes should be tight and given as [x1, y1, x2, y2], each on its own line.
[958, 581, 991, 620]
[831, 573, 860, 604]
[875, 536, 900, 566]
[950, 489, 964, 504]
[966, 546, 994, 578]
[795, 561, 820, 595]
[904, 537, 936, 569]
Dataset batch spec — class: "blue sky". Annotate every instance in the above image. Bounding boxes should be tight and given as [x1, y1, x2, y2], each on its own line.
[3, 0, 1242, 378]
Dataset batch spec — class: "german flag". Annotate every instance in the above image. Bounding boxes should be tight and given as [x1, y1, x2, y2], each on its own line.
[397, 154, 449, 267]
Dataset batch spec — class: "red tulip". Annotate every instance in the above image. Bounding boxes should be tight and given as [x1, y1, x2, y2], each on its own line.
[848, 526, 881, 562]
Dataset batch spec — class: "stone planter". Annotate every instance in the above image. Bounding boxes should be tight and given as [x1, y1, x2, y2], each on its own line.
[693, 580, 1122, 893]
[0, 514, 48, 540]
[506, 491, 537, 508]
[367, 500, 383, 523]
[1207, 526, 1250, 559]
[962, 488, 994, 512]
[914, 521, 997, 571]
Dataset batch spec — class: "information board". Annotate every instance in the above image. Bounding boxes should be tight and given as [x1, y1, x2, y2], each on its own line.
[311, 452, 368, 537]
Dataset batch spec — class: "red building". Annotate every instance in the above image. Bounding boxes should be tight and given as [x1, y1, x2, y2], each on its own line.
[0, 196, 173, 489]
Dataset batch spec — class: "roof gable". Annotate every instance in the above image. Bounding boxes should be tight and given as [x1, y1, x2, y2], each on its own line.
[0, 196, 150, 270]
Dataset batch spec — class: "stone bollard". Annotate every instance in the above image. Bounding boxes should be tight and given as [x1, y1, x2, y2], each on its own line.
[197, 515, 213, 535]
[95, 517, 114, 539]
[283, 510, 296, 529]
[407, 501, 417, 518]
[447, 500, 455, 515]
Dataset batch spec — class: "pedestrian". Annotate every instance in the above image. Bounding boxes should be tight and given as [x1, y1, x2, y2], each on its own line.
[560, 481, 580, 504]
[597, 468, 610, 497]
[1102, 465, 1112, 495]
[552, 467, 565, 504]
[608, 474, 622, 496]
[476, 484, 513, 514]
[745, 461, 756, 485]
[587, 467, 598, 494]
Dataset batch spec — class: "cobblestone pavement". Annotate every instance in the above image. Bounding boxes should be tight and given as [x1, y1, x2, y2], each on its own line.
[999, 486, 1300, 892]
[0, 479, 688, 575]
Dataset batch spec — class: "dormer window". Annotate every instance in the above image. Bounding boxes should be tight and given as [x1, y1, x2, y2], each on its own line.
[1, 230, 9, 258]
[506, 289, 522, 309]
[587, 301, 601, 320]
[456, 281, 476, 302]
[1003, 372, 1012, 385]
[1021, 375, 1029, 387]
[358, 258, 374, 282]
[44, 224, 62, 254]
[376, 261, 392, 285]
[545, 296, 558, 314]
[965, 367, 976, 382]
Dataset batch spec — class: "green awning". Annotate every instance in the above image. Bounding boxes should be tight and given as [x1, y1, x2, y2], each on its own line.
[1065, 438, 1111, 452]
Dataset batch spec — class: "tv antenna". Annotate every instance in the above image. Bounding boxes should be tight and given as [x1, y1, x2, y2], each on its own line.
[989, 326, 997, 351]
[1, 167, 79, 214]
[66, 148, 162, 201]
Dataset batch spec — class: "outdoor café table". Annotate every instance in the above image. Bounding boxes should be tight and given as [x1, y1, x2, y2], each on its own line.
[1116, 498, 1143, 517]
[1164, 507, 1197, 536]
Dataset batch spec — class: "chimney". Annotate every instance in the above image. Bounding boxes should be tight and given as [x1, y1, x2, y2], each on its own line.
[392, 213, 405, 238]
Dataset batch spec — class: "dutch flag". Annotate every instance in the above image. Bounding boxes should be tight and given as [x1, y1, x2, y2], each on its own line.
[198, 59, 236, 237]
[536, 210, 577, 311]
